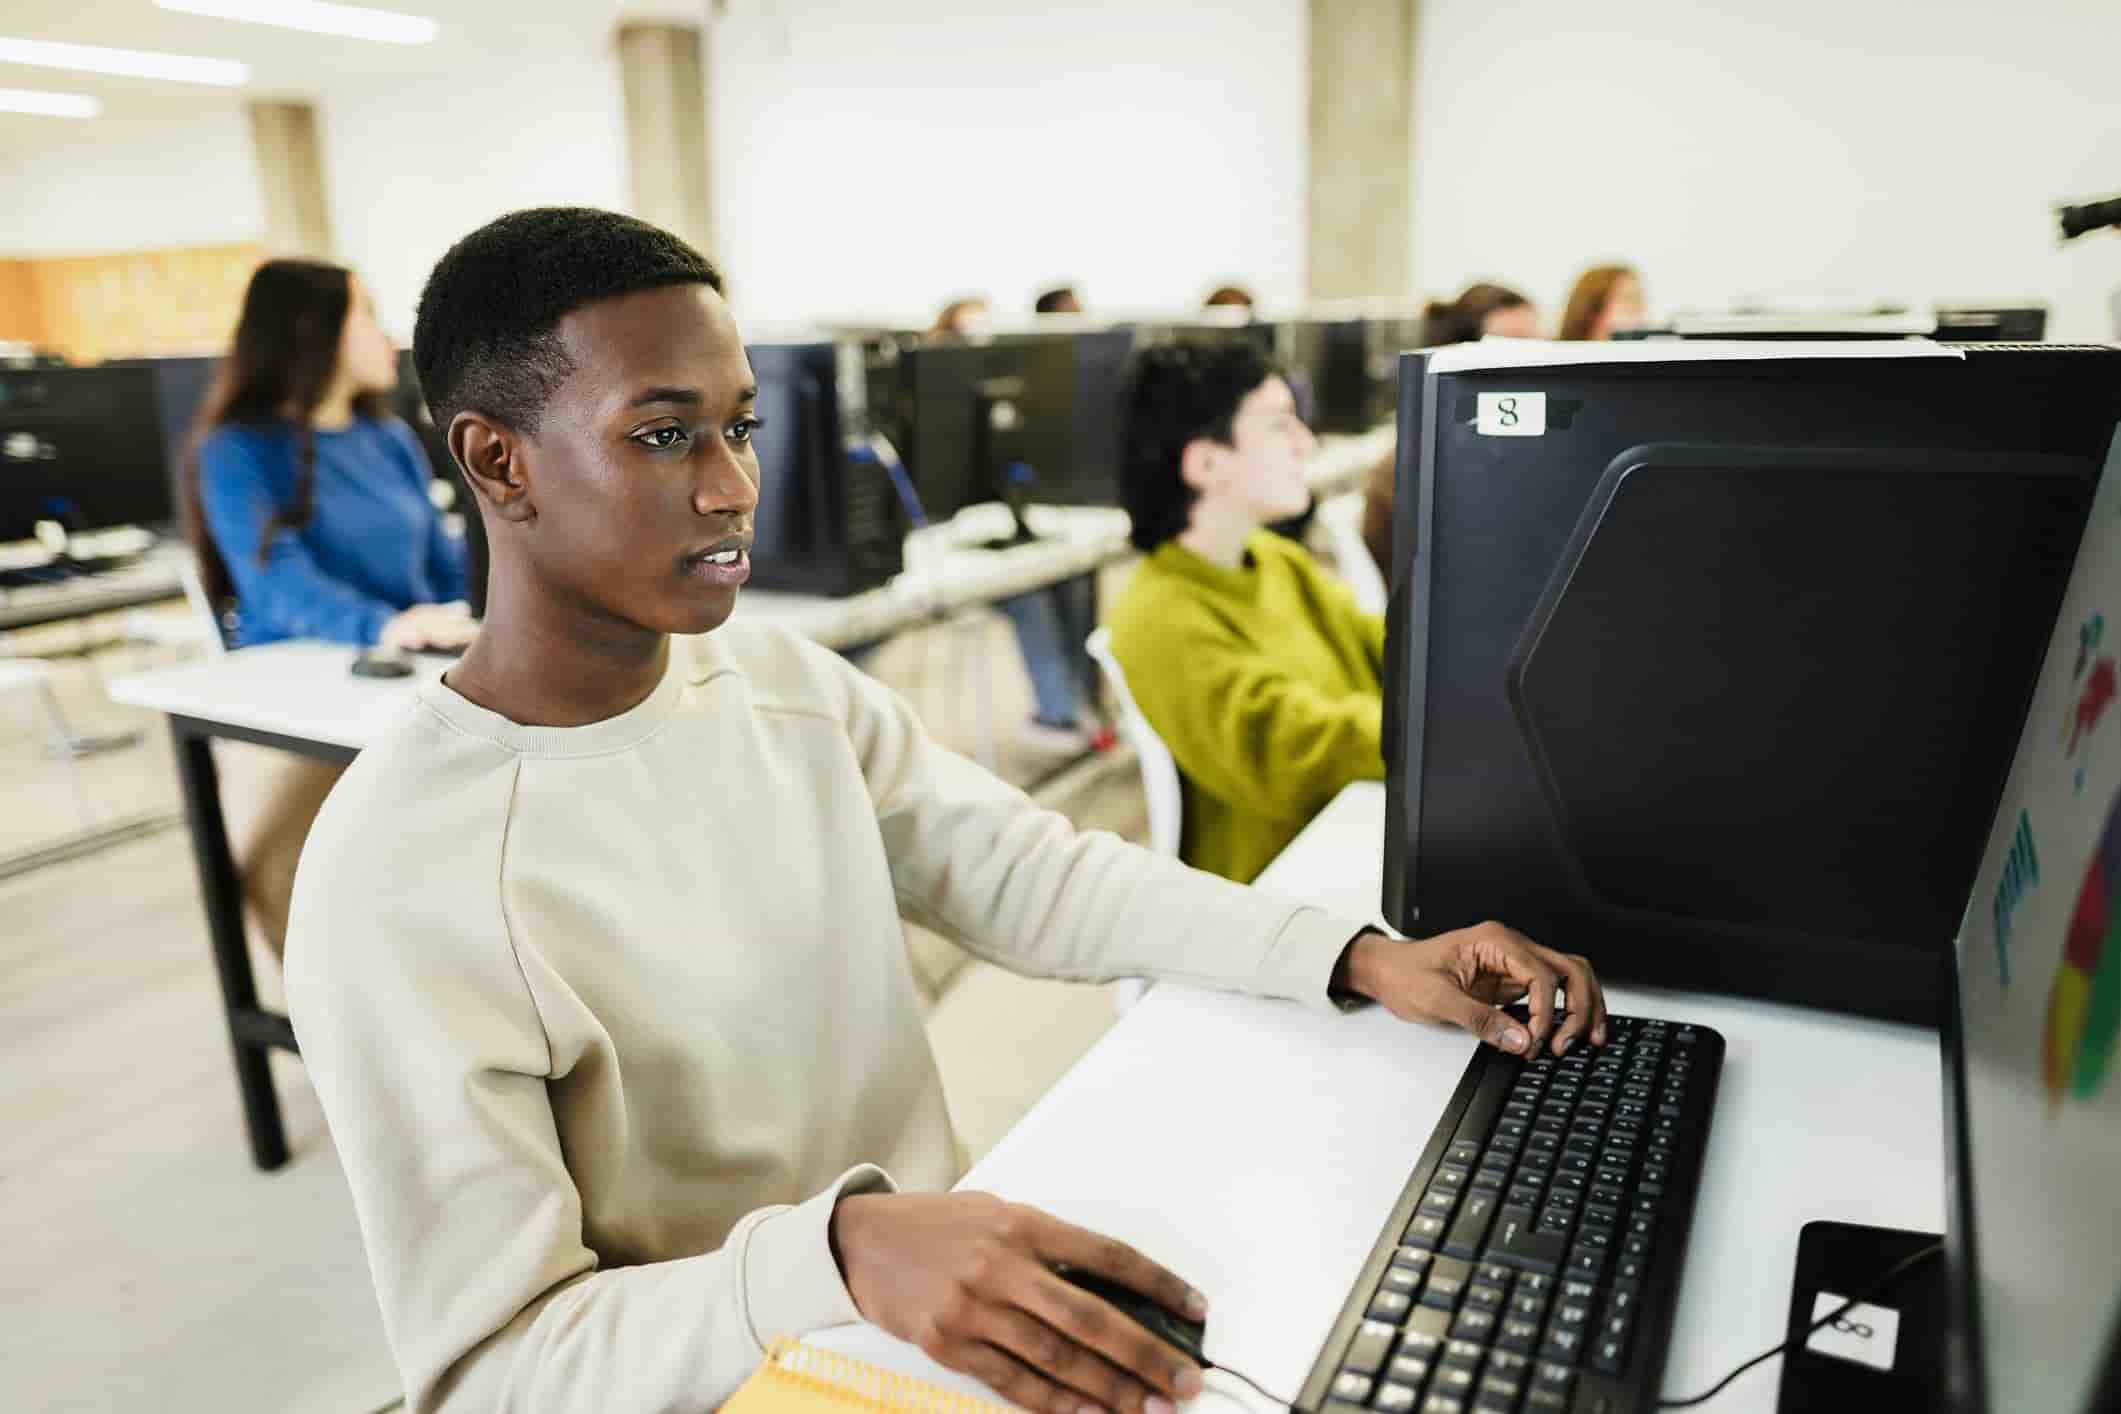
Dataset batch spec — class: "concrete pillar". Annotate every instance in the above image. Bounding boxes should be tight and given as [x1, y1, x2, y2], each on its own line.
[617, 23, 712, 254]
[247, 101, 335, 260]
[1307, 0, 1418, 300]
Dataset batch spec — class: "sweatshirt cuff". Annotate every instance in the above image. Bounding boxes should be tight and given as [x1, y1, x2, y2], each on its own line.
[1252, 906, 1379, 1011]
[739, 1164, 897, 1349]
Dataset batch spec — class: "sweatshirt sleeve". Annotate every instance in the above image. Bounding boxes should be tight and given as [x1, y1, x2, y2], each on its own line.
[815, 639, 1368, 1006]
[285, 756, 894, 1414]
[198, 428, 398, 646]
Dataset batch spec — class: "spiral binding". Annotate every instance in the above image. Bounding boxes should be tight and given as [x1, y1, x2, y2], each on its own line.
[761, 1339, 1018, 1414]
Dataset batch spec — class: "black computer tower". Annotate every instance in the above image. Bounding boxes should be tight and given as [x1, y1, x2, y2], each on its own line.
[1382, 343, 2121, 1024]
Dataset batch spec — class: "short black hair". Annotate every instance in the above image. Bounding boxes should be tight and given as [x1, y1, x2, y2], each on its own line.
[1033, 285, 1079, 314]
[412, 207, 722, 438]
[1121, 337, 1279, 553]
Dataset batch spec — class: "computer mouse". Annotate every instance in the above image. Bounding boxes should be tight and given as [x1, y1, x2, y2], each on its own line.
[350, 651, 415, 679]
[1055, 1267, 1208, 1367]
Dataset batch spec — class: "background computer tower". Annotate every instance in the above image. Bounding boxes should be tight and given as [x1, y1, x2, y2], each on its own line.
[746, 339, 903, 597]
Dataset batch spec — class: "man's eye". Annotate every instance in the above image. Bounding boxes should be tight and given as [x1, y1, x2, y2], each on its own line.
[728, 415, 764, 445]
[633, 426, 689, 450]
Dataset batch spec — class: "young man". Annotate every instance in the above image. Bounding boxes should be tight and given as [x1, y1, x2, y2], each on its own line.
[285, 208, 1606, 1414]
[1108, 339, 1389, 884]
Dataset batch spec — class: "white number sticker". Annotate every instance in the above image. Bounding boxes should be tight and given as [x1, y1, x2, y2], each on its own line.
[1476, 392, 1546, 437]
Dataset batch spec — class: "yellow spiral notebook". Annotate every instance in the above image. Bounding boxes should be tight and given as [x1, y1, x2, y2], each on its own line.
[725, 1340, 1018, 1414]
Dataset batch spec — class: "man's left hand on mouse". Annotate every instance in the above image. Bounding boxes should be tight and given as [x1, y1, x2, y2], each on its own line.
[1333, 922, 1609, 1057]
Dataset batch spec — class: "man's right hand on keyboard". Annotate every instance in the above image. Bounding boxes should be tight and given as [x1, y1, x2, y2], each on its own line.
[1333, 922, 1609, 1057]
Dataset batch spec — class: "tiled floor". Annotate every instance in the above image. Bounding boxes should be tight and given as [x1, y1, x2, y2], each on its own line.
[2, 597, 1150, 1413]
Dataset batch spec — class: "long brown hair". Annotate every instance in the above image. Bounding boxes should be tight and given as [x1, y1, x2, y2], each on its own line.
[180, 259, 391, 613]
[1421, 282, 1531, 347]
[1560, 265, 1638, 341]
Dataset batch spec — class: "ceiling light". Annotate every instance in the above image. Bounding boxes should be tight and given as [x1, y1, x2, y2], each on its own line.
[0, 36, 247, 87]
[0, 87, 101, 119]
[154, 0, 439, 46]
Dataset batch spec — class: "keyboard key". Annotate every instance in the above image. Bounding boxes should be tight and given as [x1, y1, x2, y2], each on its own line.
[1419, 1396, 1466, 1414]
[1535, 1361, 1576, 1397]
[1495, 1119, 1529, 1141]
[1638, 1180, 1666, 1199]
[1501, 1102, 1534, 1123]
[1344, 1321, 1396, 1373]
[1539, 1327, 1585, 1363]
[1508, 1292, 1549, 1322]
[1518, 1274, 1554, 1298]
[1575, 1229, 1611, 1252]
[1487, 1134, 1522, 1156]
[1393, 1246, 1437, 1273]
[1523, 1391, 1566, 1412]
[1566, 1249, 1606, 1282]
[1375, 1383, 1421, 1413]
[1471, 1383, 1519, 1412]
[1583, 1202, 1620, 1230]
[1443, 1339, 1486, 1367]
[1591, 1336, 1627, 1375]
[1444, 1191, 1501, 1259]
[1549, 1170, 1587, 1194]
[1386, 1352, 1433, 1388]
[1552, 1297, 1593, 1327]
[1431, 1364, 1478, 1398]
[1675, 1027, 1698, 1045]
[1486, 1207, 1567, 1274]
[1399, 1307, 1452, 1356]
[1451, 1308, 1498, 1343]
[1602, 1288, 1639, 1322]
[1496, 1317, 1541, 1352]
[1614, 1256, 1648, 1284]
[1422, 1258, 1472, 1310]
[1448, 1141, 1482, 1167]
[1517, 1149, 1557, 1175]
[1421, 1189, 1460, 1219]
[1370, 1290, 1415, 1322]
[1643, 1163, 1670, 1185]
[1469, 1167, 1506, 1194]
[1407, 1215, 1448, 1248]
[1432, 1164, 1470, 1193]
[1382, 1267, 1422, 1295]
[1324, 1401, 1368, 1414]
[1330, 1372, 1373, 1403]
[1477, 1262, 1516, 1289]
[1464, 1282, 1507, 1313]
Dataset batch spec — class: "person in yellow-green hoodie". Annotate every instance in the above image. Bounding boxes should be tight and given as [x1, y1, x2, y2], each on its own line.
[1108, 338, 1385, 882]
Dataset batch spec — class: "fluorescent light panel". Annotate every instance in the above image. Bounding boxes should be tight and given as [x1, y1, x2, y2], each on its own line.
[0, 36, 247, 87]
[0, 86, 101, 118]
[154, 0, 439, 46]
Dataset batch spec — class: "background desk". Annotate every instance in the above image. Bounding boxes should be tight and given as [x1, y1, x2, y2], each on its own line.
[0, 541, 187, 632]
[810, 783, 1945, 1413]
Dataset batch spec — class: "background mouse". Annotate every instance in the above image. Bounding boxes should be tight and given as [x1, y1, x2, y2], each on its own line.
[1055, 1267, 1208, 1367]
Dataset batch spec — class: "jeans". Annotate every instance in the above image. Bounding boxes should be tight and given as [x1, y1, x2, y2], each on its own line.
[997, 574, 1099, 728]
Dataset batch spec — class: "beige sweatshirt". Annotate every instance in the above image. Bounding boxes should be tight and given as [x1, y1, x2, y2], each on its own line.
[284, 621, 1367, 1414]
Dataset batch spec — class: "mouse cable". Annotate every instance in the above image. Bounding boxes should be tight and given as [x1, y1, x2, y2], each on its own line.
[1654, 1240, 1943, 1409]
[1206, 1361, 1297, 1408]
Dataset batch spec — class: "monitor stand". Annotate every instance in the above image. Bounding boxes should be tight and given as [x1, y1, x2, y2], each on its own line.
[976, 494, 1043, 552]
[1774, 1221, 1946, 1412]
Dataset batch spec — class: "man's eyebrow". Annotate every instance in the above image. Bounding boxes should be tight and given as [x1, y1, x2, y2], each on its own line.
[628, 387, 704, 408]
[737, 384, 759, 403]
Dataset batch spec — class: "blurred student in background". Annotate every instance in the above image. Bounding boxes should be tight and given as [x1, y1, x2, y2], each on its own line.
[1033, 285, 1083, 315]
[1362, 281, 1540, 578]
[1203, 284, 1256, 313]
[1560, 264, 1647, 341]
[924, 294, 1096, 759]
[1109, 338, 1385, 883]
[183, 258, 474, 959]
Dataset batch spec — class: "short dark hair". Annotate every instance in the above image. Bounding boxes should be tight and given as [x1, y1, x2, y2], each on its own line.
[1121, 338, 1278, 553]
[1033, 285, 1080, 314]
[412, 207, 722, 438]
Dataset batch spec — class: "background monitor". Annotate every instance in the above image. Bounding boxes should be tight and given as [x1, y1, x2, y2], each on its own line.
[0, 366, 176, 541]
[885, 334, 1077, 524]
[1382, 342, 2121, 1024]
[745, 339, 903, 597]
[1943, 429, 2121, 1412]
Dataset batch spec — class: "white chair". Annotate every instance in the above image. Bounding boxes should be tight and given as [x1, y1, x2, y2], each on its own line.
[1086, 626, 1182, 1017]
[1313, 491, 1389, 617]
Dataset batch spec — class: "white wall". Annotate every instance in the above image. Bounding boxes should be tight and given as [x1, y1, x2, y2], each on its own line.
[319, 51, 632, 342]
[0, 105, 264, 256]
[1408, 0, 2121, 342]
[705, 0, 1308, 327]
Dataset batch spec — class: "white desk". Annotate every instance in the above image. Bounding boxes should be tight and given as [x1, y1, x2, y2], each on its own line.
[0, 541, 187, 632]
[810, 783, 1944, 1413]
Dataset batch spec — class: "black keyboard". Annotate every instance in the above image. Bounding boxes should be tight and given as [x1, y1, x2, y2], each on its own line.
[1296, 1015, 1725, 1414]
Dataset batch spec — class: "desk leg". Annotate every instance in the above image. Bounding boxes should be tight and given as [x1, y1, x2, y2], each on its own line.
[168, 721, 288, 1171]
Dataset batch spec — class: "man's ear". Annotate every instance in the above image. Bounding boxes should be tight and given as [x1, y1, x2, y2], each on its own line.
[450, 411, 534, 525]
[1178, 436, 1221, 496]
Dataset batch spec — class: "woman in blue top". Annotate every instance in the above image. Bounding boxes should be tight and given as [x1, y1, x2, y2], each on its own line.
[186, 258, 475, 652]
[182, 258, 475, 962]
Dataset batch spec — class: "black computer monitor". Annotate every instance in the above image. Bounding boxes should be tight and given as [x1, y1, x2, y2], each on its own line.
[746, 339, 903, 597]
[107, 354, 220, 488]
[1381, 341, 2121, 1025]
[1941, 430, 2121, 1411]
[888, 334, 1079, 529]
[0, 365, 176, 541]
